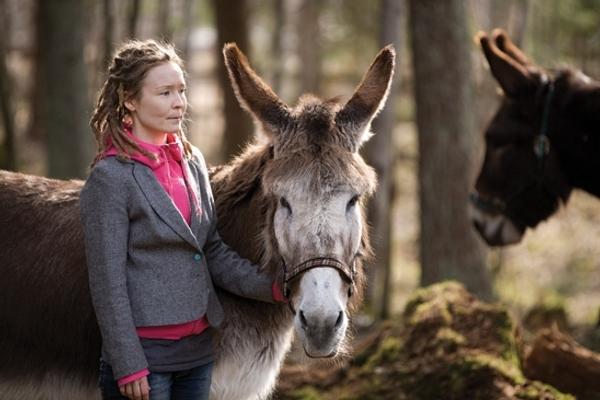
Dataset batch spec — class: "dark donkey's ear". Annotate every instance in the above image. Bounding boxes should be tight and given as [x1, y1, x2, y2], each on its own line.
[477, 30, 536, 97]
[492, 29, 530, 67]
[223, 43, 291, 139]
[335, 45, 395, 152]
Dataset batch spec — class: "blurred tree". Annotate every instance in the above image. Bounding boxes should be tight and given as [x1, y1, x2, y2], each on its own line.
[529, 0, 600, 77]
[0, 0, 16, 171]
[157, 0, 173, 42]
[128, 0, 141, 39]
[180, 0, 197, 64]
[39, 0, 90, 178]
[511, 0, 530, 46]
[363, 0, 403, 320]
[102, 0, 115, 71]
[297, 0, 321, 93]
[409, 0, 492, 300]
[213, 0, 253, 161]
[28, 2, 46, 143]
[270, 0, 285, 94]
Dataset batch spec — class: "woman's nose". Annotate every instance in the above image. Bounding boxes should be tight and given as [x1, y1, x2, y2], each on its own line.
[173, 92, 186, 108]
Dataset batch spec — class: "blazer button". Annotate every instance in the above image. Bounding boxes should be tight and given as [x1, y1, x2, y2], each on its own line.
[194, 253, 202, 261]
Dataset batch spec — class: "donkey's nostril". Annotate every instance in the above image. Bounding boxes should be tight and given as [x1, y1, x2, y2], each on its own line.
[299, 310, 308, 329]
[335, 311, 344, 329]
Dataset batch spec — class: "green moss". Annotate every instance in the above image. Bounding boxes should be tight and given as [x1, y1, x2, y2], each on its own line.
[286, 386, 323, 400]
[403, 281, 466, 320]
[515, 382, 575, 400]
[363, 336, 402, 371]
[461, 353, 524, 384]
[405, 352, 525, 399]
[435, 327, 466, 347]
[490, 307, 521, 366]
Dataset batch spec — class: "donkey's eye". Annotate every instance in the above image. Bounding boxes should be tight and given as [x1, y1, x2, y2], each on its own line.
[280, 197, 292, 214]
[347, 195, 360, 211]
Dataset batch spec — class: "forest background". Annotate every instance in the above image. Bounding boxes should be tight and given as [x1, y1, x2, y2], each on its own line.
[1, 0, 599, 343]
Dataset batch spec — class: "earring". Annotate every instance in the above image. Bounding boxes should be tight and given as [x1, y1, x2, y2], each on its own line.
[122, 114, 133, 129]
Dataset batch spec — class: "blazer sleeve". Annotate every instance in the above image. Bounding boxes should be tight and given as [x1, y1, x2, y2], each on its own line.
[79, 163, 148, 380]
[190, 149, 276, 303]
[203, 221, 275, 303]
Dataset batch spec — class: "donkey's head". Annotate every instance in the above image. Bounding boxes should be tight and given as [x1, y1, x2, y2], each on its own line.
[470, 30, 571, 246]
[224, 44, 394, 357]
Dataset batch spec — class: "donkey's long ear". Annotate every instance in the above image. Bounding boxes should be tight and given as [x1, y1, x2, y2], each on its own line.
[477, 31, 535, 97]
[223, 43, 291, 138]
[335, 45, 395, 152]
[492, 29, 530, 67]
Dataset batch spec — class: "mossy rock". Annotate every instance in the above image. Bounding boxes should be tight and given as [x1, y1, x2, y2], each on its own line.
[276, 281, 573, 400]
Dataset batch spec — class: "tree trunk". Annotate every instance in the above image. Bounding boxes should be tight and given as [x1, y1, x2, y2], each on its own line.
[297, 0, 320, 93]
[28, 1, 46, 143]
[157, 0, 172, 42]
[102, 0, 115, 71]
[39, 0, 91, 178]
[213, 0, 253, 161]
[510, 0, 530, 47]
[270, 0, 285, 94]
[127, 0, 141, 39]
[363, 0, 403, 320]
[409, 0, 492, 300]
[0, 0, 16, 171]
[180, 0, 196, 65]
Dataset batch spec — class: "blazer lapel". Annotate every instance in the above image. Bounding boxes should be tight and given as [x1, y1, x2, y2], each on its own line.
[183, 158, 205, 241]
[132, 163, 200, 249]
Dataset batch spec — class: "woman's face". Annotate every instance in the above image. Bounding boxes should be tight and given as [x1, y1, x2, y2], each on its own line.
[127, 61, 187, 143]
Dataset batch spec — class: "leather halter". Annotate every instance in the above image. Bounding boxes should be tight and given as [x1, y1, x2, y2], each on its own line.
[282, 257, 356, 299]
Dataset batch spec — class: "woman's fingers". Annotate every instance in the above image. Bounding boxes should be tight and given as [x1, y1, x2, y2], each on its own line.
[125, 382, 135, 399]
[140, 376, 151, 400]
[119, 376, 150, 400]
[119, 384, 127, 397]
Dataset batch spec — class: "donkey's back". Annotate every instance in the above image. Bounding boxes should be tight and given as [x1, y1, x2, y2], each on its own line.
[0, 171, 101, 396]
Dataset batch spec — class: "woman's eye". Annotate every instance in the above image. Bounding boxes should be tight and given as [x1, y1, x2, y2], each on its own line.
[160, 91, 170, 96]
[280, 197, 292, 214]
[347, 195, 359, 211]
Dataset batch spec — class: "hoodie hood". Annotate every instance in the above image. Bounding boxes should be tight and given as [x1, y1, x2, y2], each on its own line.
[103, 128, 184, 169]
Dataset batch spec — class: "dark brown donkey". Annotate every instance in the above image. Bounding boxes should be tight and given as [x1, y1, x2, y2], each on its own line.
[0, 44, 393, 399]
[470, 29, 600, 246]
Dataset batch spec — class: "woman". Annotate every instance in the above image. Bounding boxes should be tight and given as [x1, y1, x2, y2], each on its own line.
[80, 40, 284, 400]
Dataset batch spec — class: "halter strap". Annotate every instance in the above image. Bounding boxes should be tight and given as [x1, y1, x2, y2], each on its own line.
[534, 79, 554, 162]
[282, 257, 355, 299]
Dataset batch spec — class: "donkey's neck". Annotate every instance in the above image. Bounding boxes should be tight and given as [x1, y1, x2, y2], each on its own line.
[554, 72, 600, 197]
[210, 145, 277, 273]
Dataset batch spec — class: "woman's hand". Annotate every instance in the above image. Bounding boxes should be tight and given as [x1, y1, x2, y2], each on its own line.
[119, 376, 150, 400]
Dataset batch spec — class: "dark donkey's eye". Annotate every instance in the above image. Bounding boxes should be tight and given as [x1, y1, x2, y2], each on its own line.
[280, 197, 292, 214]
[347, 195, 360, 211]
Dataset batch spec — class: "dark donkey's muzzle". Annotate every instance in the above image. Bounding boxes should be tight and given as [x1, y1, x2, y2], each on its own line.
[469, 191, 506, 215]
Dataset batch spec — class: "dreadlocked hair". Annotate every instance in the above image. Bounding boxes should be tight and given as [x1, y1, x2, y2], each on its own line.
[90, 39, 194, 166]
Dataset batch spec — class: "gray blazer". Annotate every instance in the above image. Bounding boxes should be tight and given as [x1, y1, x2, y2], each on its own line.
[79, 149, 274, 380]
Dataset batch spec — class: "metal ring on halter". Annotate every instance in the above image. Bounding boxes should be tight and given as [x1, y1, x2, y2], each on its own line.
[533, 134, 551, 159]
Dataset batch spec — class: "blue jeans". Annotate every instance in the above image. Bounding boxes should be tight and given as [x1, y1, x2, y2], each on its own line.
[99, 359, 213, 400]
